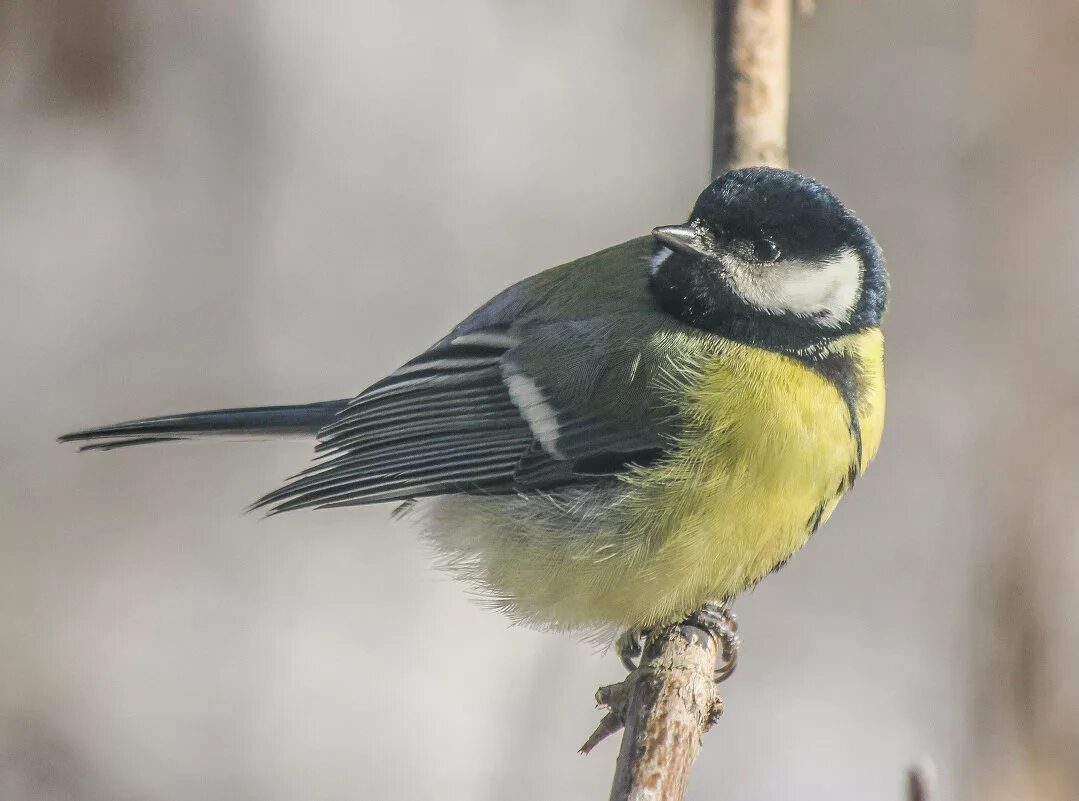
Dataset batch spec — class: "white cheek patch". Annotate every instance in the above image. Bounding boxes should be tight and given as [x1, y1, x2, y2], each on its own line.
[724, 246, 863, 328]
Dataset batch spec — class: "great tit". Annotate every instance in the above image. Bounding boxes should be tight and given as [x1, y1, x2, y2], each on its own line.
[61, 166, 887, 639]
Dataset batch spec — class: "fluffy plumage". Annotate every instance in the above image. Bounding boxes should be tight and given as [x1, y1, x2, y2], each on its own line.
[60, 167, 888, 636]
[402, 326, 884, 632]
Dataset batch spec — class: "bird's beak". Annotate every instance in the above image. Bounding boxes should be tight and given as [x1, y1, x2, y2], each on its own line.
[652, 224, 712, 259]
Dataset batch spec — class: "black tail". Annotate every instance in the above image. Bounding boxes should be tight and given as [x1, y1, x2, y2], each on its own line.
[59, 400, 350, 452]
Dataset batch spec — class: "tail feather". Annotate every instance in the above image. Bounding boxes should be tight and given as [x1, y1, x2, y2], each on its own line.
[59, 400, 349, 451]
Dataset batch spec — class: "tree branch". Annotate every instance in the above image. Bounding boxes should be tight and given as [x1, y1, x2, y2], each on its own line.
[712, 0, 791, 176]
[605, 626, 724, 800]
[584, 3, 792, 799]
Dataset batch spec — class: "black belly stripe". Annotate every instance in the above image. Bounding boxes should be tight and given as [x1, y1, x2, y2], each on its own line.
[792, 348, 863, 481]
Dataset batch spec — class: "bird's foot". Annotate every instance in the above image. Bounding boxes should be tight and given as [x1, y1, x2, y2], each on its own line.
[580, 604, 739, 753]
[688, 600, 740, 683]
[615, 628, 645, 672]
[613, 602, 738, 681]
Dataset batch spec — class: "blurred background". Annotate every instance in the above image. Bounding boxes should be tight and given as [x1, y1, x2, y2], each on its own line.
[2, 1, 1077, 799]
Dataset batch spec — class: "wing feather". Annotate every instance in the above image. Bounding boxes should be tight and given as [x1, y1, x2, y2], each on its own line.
[252, 313, 681, 514]
[252, 336, 536, 513]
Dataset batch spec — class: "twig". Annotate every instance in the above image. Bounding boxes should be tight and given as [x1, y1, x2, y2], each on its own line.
[906, 760, 937, 801]
[712, 0, 791, 176]
[584, 3, 792, 800]
[601, 626, 723, 800]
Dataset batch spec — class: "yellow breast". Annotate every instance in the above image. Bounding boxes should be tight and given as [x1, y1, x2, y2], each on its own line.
[410, 328, 885, 633]
[599, 327, 886, 628]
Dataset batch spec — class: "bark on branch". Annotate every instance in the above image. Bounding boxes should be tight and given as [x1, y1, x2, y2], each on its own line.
[713, 0, 791, 175]
[605, 626, 724, 801]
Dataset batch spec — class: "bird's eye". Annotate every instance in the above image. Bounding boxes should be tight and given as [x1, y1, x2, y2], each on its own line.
[753, 238, 781, 263]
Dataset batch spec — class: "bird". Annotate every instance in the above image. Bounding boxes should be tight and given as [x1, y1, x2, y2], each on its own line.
[61, 166, 887, 660]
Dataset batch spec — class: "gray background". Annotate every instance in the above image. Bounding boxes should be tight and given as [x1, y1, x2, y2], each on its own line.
[3, 2, 1077, 799]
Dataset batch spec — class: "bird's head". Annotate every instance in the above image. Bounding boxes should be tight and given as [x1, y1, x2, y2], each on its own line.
[649, 167, 887, 351]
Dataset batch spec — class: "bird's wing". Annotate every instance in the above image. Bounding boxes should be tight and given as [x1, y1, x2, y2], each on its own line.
[252, 317, 681, 513]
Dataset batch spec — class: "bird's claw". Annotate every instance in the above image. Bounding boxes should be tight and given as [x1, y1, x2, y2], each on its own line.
[584, 604, 739, 753]
[614, 601, 739, 683]
[688, 601, 740, 683]
[615, 628, 644, 672]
